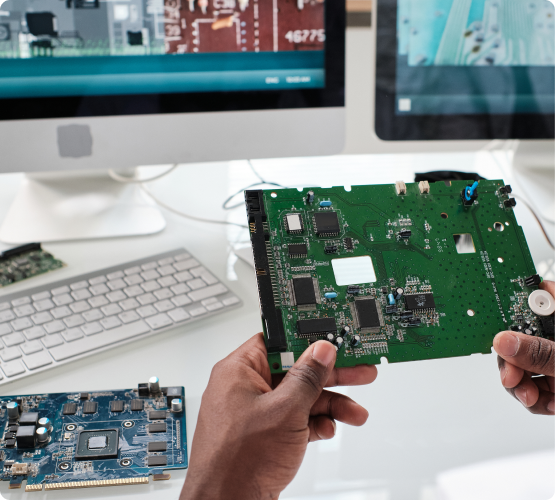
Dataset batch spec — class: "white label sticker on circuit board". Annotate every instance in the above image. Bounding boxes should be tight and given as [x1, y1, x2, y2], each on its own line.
[332, 256, 377, 286]
[280, 352, 295, 371]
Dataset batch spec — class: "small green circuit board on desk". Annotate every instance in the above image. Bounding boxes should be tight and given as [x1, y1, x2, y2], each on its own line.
[0, 244, 64, 288]
[245, 180, 553, 374]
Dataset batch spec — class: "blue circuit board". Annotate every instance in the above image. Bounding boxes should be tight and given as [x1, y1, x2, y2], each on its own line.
[0, 384, 187, 492]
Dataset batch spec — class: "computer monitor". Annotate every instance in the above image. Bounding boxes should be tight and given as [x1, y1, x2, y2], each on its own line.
[0, 0, 345, 243]
[374, 0, 555, 141]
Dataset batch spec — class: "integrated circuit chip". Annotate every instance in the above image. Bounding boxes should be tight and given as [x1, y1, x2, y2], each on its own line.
[148, 423, 167, 433]
[75, 429, 119, 460]
[351, 298, 383, 334]
[288, 243, 308, 258]
[148, 411, 167, 420]
[130, 399, 144, 411]
[292, 277, 317, 306]
[82, 401, 98, 414]
[297, 318, 337, 338]
[110, 400, 124, 413]
[62, 403, 77, 415]
[314, 212, 340, 236]
[147, 455, 167, 467]
[285, 213, 303, 234]
[404, 293, 436, 311]
[147, 441, 167, 452]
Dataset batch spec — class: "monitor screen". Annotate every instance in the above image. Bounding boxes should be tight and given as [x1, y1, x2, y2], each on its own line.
[375, 0, 555, 140]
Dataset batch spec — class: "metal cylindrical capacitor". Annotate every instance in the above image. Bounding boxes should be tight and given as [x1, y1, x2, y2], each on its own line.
[336, 337, 344, 348]
[326, 333, 335, 342]
[148, 376, 160, 393]
[36, 426, 49, 444]
[38, 417, 51, 431]
[171, 398, 183, 413]
[340, 326, 350, 336]
[350, 335, 361, 347]
[395, 287, 404, 298]
[7, 402, 19, 420]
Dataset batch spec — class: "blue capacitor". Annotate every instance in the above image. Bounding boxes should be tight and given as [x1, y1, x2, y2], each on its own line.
[320, 201, 332, 207]
[388, 293, 396, 305]
[325, 292, 338, 299]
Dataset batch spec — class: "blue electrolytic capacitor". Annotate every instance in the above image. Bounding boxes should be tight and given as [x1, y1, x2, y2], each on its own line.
[325, 292, 338, 299]
[320, 201, 332, 207]
[388, 293, 396, 305]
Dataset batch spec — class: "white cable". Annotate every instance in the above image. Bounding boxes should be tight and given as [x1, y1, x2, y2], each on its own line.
[108, 164, 180, 184]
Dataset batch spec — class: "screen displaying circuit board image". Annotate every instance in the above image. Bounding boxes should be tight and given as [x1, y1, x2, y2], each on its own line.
[0, 0, 325, 98]
[245, 181, 553, 374]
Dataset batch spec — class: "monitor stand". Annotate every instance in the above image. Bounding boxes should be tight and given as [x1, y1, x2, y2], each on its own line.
[0, 170, 166, 244]
[511, 140, 554, 223]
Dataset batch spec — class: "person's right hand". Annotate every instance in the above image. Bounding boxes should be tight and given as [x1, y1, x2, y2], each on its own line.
[493, 280, 554, 415]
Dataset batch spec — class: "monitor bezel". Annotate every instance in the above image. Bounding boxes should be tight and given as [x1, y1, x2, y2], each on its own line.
[0, 1, 345, 122]
[374, 0, 555, 141]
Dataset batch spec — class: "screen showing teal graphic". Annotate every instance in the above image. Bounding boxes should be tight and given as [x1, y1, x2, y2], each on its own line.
[396, 0, 555, 115]
[0, 0, 326, 98]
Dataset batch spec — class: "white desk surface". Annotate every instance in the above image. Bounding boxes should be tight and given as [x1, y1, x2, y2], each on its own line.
[0, 153, 553, 500]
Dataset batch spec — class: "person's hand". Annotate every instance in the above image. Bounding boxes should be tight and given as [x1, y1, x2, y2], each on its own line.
[493, 280, 554, 415]
[180, 333, 377, 500]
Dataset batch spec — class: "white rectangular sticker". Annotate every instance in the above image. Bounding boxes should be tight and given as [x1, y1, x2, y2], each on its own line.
[280, 352, 295, 371]
[332, 256, 377, 286]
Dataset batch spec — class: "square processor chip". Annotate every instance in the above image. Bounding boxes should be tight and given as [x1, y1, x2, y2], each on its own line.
[314, 212, 340, 236]
[285, 213, 303, 234]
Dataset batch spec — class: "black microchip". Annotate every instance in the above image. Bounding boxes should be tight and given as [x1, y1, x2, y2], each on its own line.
[354, 299, 381, 329]
[148, 411, 167, 420]
[80, 393, 89, 400]
[15, 425, 35, 449]
[293, 277, 317, 306]
[404, 293, 436, 311]
[347, 285, 361, 295]
[75, 429, 119, 460]
[5, 432, 15, 439]
[8, 426, 18, 433]
[400, 311, 413, 319]
[314, 212, 340, 236]
[297, 318, 337, 338]
[5, 439, 15, 448]
[148, 423, 167, 433]
[110, 400, 124, 413]
[147, 455, 167, 467]
[138, 383, 149, 397]
[408, 317, 422, 326]
[385, 305, 398, 314]
[19, 412, 39, 426]
[344, 237, 354, 250]
[131, 399, 144, 411]
[83, 401, 98, 414]
[147, 441, 167, 452]
[381, 287, 388, 294]
[63, 403, 77, 415]
[324, 245, 338, 254]
[288, 244, 308, 257]
[166, 387, 182, 407]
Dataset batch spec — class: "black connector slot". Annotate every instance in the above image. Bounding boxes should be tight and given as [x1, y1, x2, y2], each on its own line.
[0, 243, 41, 261]
[245, 190, 287, 353]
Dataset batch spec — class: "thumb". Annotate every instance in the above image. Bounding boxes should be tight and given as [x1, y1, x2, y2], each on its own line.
[494, 331, 555, 377]
[274, 341, 337, 412]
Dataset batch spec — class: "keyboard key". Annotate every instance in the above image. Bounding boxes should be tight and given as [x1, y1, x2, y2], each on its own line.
[101, 304, 123, 317]
[171, 283, 191, 295]
[187, 279, 206, 290]
[33, 299, 55, 311]
[190, 266, 207, 278]
[157, 265, 175, 276]
[158, 257, 175, 266]
[70, 301, 91, 314]
[89, 275, 107, 285]
[173, 258, 199, 271]
[141, 280, 161, 292]
[51, 286, 70, 295]
[23, 326, 45, 340]
[11, 318, 33, 331]
[188, 284, 228, 302]
[119, 311, 140, 324]
[62, 328, 84, 342]
[124, 274, 144, 286]
[3, 332, 25, 347]
[12, 296, 31, 307]
[107, 279, 127, 291]
[100, 316, 122, 330]
[107, 271, 125, 280]
[206, 302, 224, 312]
[63, 315, 85, 328]
[0, 302, 10, 311]
[82, 322, 103, 336]
[124, 286, 143, 298]
[167, 308, 191, 322]
[72, 289, 92, 301]
[31, 312, 53, 325]
[189, 306, 207, 317]
[1, 347, 21, 361]
[141, 269, 160, 281]
[174, 252, 191, 261]
[120, 298, 140, 311]
[70, 281, 89, 290]
[141, 261, 158, 271]
[171, 295, 192, 307]
[137, 305, 157, 318]
[31, 291, 51, 301]
[0, 323, 12, 336]
[22, 351, 52, 370]
[202, 297, 219, 306]
[2, 359, 25, 377]
[90, 284, 110, 296]
[145, 313, 173, 330]
[51, 306, 72, 319]
[107, 290, 127, 303]
[0, 310, 16, 323]
[223, 296, 240, 306]
[175, 271, 193, 283]
[154, 300, 174, 313]
[49, 321, 150, 361]
[82, 309, 104, 322]
[137, 293, 157, 306]
[158, 276, 177, 288]
[42, 334, 64, 348]
[154, 289, 173, 300]
[53, 294, 73, 306]
[21, 340, 43, 355]
[200, 272, 219, 285]
[89, 296, 110, 308]
[124, 266, 141, 276]
[44, 320, 65, 334]
[14, 304, 35, 317]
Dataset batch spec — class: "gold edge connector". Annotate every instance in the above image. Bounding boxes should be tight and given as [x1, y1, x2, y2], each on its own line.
[25, 484, 43, 492]
[44, 477, 149, 490]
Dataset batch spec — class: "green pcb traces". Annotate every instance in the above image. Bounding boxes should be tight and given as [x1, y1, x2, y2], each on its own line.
[245, 180, 546, 374]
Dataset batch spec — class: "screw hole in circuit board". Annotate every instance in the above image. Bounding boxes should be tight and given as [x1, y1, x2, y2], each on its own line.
[272, 362, 280, 370]
[494, 222, 504, 231]
[271, 192, 277, 198]
[467, 309, 475, 317]
[498, 257, 504, 263]
[441, 212, 448, 219]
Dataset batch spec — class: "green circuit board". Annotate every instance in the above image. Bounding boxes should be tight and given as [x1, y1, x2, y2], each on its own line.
[245, 180, 549, 374]
[0, 244, 64, 288]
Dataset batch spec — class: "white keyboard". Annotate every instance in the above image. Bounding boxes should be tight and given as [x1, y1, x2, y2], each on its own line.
[0, 249, 241, 384]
